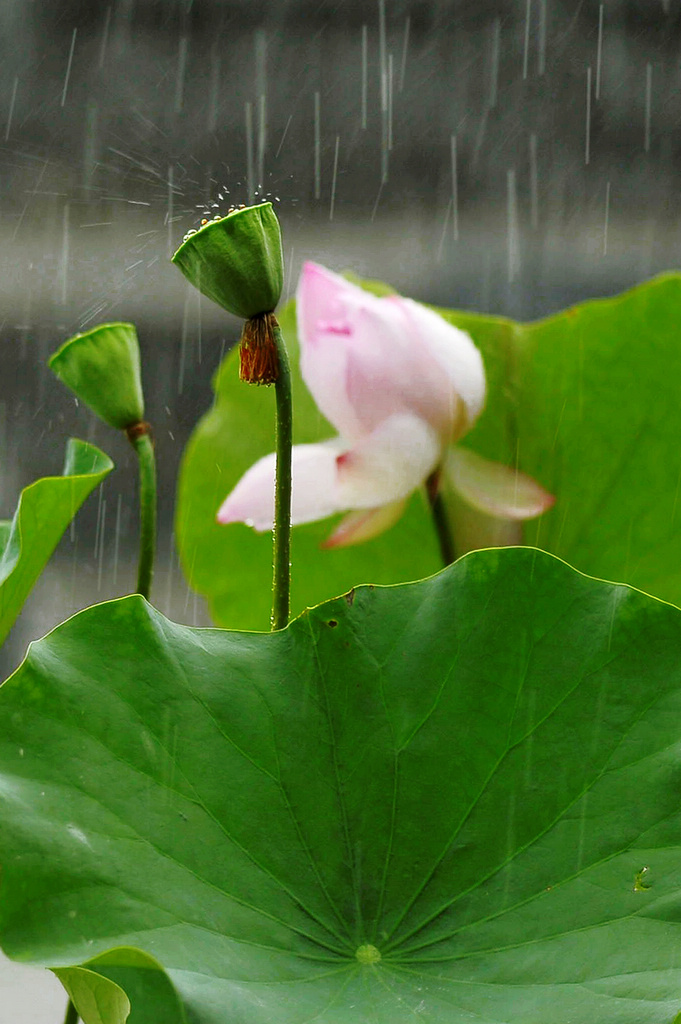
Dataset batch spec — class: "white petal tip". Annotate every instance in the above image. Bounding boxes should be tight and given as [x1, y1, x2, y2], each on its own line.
[215, 505, 235, 525]
[447, 447, 555, 521]
[321, 500, 408, 549]
[216, 498, 272, 531]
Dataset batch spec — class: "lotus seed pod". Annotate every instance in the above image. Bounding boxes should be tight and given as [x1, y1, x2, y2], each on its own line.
[49, 322, 145, 430]
[171, 201, 283, 320]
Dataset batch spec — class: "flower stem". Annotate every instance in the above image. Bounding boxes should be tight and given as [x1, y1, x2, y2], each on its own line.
[426, 469, 456, 567]
[271, 323, 293, 630]
[63, 999, 79, 1024]
[126, 424, 157, 601]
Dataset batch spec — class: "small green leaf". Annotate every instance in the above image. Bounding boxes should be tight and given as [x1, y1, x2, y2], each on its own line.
[49, 322, 145, 431]
[0, 438, 113, 647]
[69, 947, 186, 1024]
[3, 548, 681, 1022]
[52, 966, 129, 1024]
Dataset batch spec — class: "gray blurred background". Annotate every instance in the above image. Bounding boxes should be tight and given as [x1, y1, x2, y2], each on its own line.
[0, 0, 680, 1016]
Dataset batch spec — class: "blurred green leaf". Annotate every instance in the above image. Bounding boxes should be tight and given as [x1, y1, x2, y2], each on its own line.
[439, 272, 681, 608]
[2, 548, 681, 1022]
[0, 439, 113, 647]
[177, 273, 681, 629]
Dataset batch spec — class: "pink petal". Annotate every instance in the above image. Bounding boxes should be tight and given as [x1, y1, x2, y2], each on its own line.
[217, 440, 345, 531]
[390, 297, 486, 437]
[445, 447, 555, 520]
[296, 262, 486, 445]
[335, 413, 441, 509]
[296, 263, 367, 440]
[321, 499, 408, 549]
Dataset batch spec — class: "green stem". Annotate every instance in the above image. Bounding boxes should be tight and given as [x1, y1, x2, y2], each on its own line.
[129, 429, 157, 601]
[426, 469, 456, 567]
[271, 323, 293, 630]
[63, 999, 79, 1024]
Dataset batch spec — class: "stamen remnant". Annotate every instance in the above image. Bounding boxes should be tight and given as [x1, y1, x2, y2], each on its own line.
[239, 312, 280, 385]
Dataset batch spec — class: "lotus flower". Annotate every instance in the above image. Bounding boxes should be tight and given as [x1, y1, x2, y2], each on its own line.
[217, 262, 554, 549]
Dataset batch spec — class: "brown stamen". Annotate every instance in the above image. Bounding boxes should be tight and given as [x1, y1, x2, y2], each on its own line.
[239, 312, 279, 385]
[125, 420, 153, 444]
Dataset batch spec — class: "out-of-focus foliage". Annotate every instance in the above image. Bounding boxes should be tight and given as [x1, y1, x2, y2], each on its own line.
[177, 273, 681, 629]
[176, 299, 441, 629]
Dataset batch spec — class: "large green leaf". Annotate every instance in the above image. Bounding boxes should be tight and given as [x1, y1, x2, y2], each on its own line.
[177, 273, 681, 629]
[0, 439, 113, 647]
[3, 547, 681, 1022]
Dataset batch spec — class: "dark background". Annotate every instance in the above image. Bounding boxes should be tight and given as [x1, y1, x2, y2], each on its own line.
[1, 0, 680, 673]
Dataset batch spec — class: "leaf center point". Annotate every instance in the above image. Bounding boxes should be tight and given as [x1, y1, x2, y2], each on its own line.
[355, 944, 381, 965]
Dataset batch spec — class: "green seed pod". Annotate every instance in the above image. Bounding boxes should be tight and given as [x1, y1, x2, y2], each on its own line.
[49, 322, 145, 431]
[171, 202, 284, 319]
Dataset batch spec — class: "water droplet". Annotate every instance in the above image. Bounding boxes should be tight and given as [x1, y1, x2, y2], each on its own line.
[634, 866, 652, 892]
